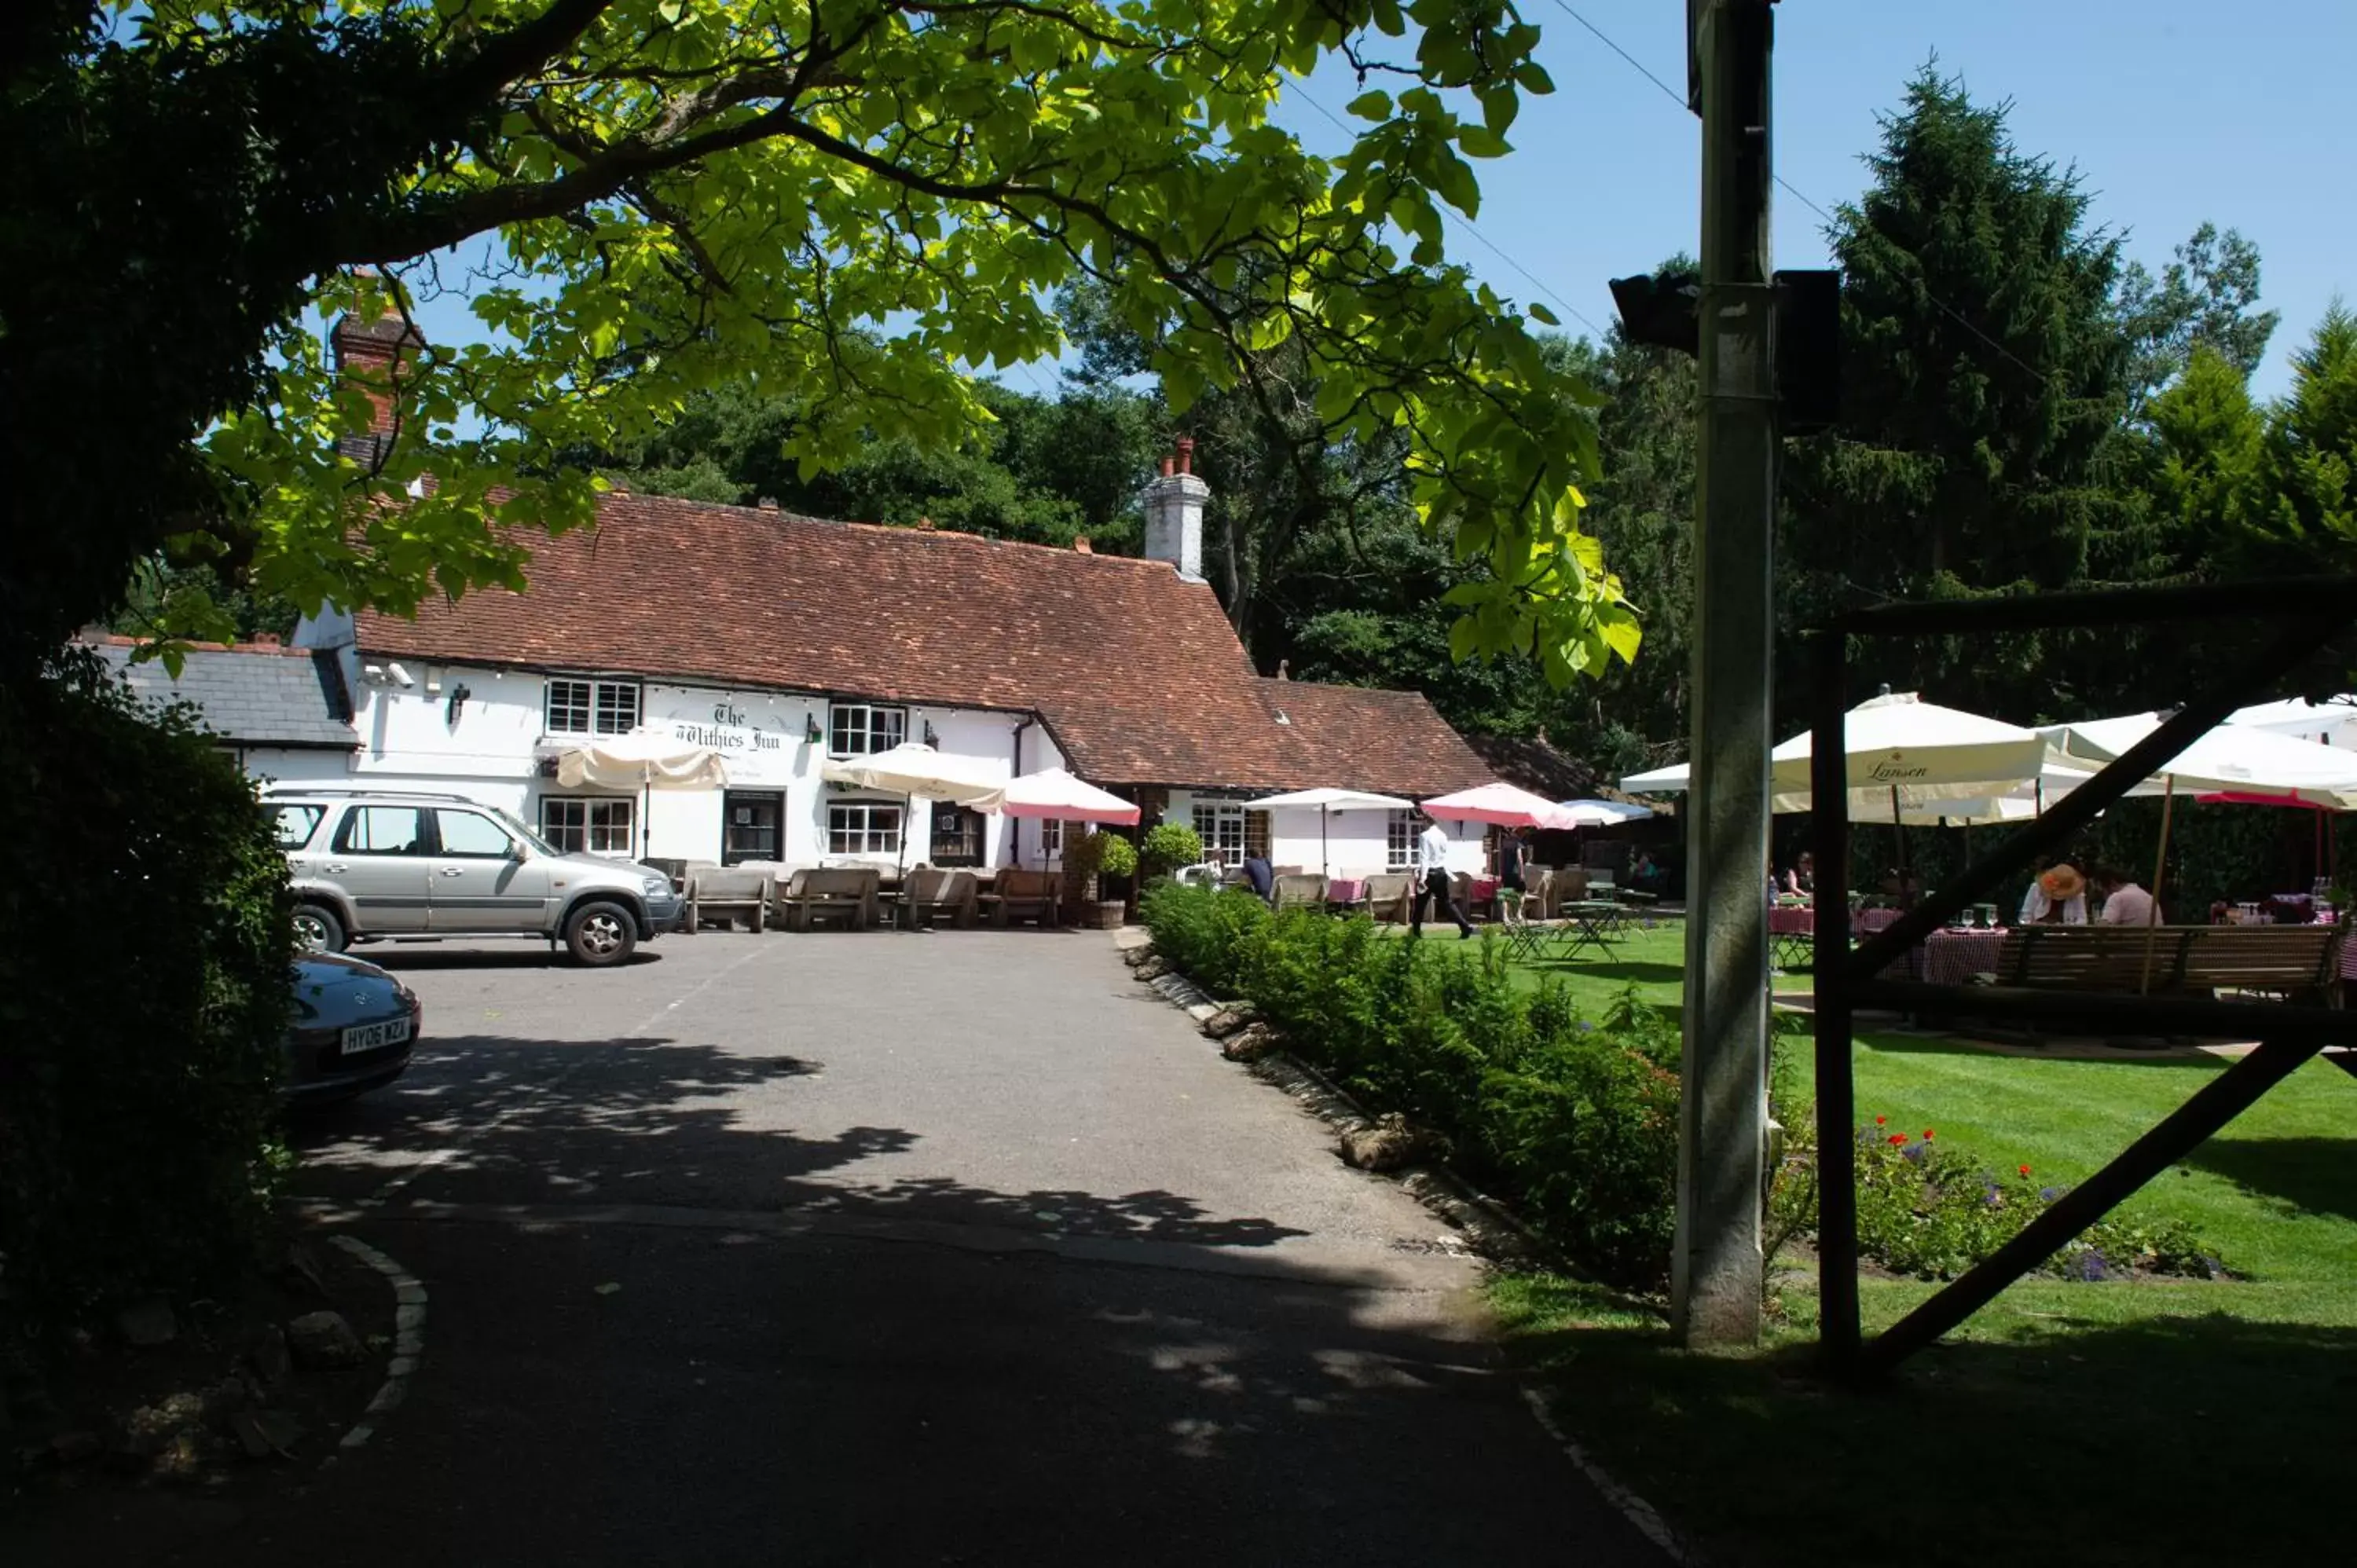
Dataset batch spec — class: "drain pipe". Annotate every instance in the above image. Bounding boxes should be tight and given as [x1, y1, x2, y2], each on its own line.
[1010, 715, 1036, 867]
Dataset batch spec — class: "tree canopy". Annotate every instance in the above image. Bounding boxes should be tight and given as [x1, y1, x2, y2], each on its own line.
[1, 0, 1636, 685]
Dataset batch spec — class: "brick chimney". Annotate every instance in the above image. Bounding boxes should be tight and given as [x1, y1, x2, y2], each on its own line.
[1141, 438, 1208, 582]
[1071, 536, 1092, 554]
[329, 277, 426, 463]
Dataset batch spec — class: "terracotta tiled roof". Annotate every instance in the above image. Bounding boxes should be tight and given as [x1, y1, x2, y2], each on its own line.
[356, 493, 1332, 787]
[1259, 680, 1494, 798]
[1463, 732, 1604, 800]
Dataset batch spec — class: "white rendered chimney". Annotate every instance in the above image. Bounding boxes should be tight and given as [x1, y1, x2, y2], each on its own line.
[1142, 437, 1208, 582]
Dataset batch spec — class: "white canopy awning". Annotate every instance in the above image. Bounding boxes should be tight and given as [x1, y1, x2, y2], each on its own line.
[555, 728, 728, 791]
[819, 742, 1009, 806]
[1555, 798, 1654, 826]
[2040, 713, 2357, 809]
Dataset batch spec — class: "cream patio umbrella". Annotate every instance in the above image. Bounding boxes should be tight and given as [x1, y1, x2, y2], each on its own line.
[1617, 691, 2050, 814]
[554, 726, 729, 861]
[1247, 786, 1415, 877]
[819, 742, 1012, 872]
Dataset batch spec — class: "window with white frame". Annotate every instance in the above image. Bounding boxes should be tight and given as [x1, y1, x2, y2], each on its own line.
[1192, 802, 1247, 866]
[827, 801, 903, 855]
[1386, 810, 1417, 870]
[544, 676, 641, 736]
[540, 797, 636, 855]
[828, 702, 906, 757]
[1039, 818, 1063, 857]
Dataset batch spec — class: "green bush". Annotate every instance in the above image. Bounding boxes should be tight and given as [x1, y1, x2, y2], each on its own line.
[1139, 821, 1203, 877]
[0, 650, 292, 1331]
[1095, 832, 1138, 879]
[1142, 883, 1681, 1288]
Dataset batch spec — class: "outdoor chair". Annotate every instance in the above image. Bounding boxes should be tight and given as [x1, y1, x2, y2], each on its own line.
[1362, 873, 1413, 924]
[1272, 873, 1328, 912]
[775, 866, 878, 932]
[897, 866, 979, 930]
[646, 856, 691, 892]
[684, 868, 772, 933]
[981, 868, 1062, 929]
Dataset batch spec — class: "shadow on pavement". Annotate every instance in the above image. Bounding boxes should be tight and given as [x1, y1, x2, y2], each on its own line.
[116, 1030, 1670, 1568]
[357, 946, 664, 971]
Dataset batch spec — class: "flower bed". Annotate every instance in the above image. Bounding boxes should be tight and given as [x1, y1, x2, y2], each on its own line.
[1771, 1116, 2227, 1282]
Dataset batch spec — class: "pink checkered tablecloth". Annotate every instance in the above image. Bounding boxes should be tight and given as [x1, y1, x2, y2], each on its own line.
[1879, 928, 2008, 987]
[1766, 906, 1904, 938]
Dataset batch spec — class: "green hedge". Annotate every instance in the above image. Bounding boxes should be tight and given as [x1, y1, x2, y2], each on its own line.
[0, 650, 292, 1331]
[1142, 883, 1681, 1288]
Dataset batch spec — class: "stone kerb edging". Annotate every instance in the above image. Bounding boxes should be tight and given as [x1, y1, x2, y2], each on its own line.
[1120, 938, 1542, 1269]
[325, 1234, 426, 1450]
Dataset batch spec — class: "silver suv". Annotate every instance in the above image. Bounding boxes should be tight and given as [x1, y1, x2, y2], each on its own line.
[269, 789, 682, 967]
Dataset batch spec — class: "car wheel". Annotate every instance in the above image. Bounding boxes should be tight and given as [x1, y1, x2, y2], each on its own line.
[294, 903, 347, 954]
[565, 901, 638, 967]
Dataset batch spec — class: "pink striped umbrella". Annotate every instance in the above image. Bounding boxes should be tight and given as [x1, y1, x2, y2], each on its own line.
[998, 767, 1140, 824]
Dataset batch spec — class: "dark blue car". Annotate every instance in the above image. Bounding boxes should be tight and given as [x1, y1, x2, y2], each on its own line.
[285, 951, 419, 1103]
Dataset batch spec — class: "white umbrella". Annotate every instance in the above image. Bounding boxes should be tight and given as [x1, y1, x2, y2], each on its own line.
[2041, 713, 2357, 809]
[555, 727, 729, 859]
[2227, 694, 2357, 750]
[1555, 798, 1654, 826]
[820, 742, 1011, 873]
[1618, 691, 2049, 811]
[1249, 786, 1414, 877]
[819, 742, 1008, 805]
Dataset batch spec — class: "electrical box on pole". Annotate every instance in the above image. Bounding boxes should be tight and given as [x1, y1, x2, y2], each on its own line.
[1608, 266, 1841, 434]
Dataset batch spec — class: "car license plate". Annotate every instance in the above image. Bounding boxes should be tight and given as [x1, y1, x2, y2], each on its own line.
[341, 1017, 412, 1056]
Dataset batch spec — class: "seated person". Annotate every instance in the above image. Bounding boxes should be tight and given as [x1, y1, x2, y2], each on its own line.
[1780, 851, 1816, 900]
[1240, 852, 1274, 900]
[2020, 859, 2088, 925]
[2091, 865, 2157, 926]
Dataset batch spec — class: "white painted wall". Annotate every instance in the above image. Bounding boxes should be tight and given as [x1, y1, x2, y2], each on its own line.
[236, 748, 354, 787]
[302, 656, 1062, 870]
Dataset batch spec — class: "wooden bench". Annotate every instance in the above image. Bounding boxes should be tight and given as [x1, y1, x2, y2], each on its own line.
[684, 868, 771, 933]
[1986, 925, 2344, 1006]
[896, 866, 978, 930]
[775, 866, 878, 932]
[979, 868, 1061, 929]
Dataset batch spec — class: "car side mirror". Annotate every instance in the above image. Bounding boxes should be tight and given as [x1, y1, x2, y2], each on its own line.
[509, 841, 530, 861]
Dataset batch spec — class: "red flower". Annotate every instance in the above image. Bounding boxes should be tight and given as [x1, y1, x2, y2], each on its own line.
[1923, 1129, 1936, 1141]
[2018, 1164, 2032, 1177]
[1875, 1116, 1887, 1126]
[1889, 1134, 1908, 1145]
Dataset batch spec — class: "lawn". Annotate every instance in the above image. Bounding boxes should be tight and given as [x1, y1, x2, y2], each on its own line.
[1475, 924, 2357, 1567]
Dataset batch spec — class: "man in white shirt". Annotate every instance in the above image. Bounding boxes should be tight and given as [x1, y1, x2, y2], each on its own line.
[2093, 866, 2157, 926]
[1411, 811, 1475, 938]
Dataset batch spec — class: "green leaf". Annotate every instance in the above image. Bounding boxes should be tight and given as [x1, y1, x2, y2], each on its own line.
[1528, 302, 1560, 327]
[1346, 90, 1393, 122]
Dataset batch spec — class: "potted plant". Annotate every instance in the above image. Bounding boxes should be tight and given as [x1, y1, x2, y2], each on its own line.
[1139, 822, 1204, 884]
[1093, 833, 1139, 926]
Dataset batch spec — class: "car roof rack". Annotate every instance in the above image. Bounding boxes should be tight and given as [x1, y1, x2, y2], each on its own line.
[261, 787, 482, 804]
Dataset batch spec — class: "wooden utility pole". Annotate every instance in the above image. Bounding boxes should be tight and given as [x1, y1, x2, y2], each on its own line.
[1673, 0, 1777, 1346]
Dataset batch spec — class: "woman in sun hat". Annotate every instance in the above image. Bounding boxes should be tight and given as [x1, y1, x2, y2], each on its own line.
[2020, 857, 2088, 925]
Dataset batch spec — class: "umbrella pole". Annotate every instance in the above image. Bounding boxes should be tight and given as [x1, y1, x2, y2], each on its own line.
[1321, 806, 1329, 879]
[1890, 786, 1910, 902]
[2139, 775, 2177, 994]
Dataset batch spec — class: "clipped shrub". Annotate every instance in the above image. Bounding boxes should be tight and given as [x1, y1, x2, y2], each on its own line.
[0, 650, 292, 1331]
[1142, 886, 1681, 1290]
[1095, 832, 1138, 879]
[1139, 821, 1203, 878]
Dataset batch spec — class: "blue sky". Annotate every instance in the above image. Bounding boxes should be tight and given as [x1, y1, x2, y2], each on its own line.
[1275, 0, 2353, 397]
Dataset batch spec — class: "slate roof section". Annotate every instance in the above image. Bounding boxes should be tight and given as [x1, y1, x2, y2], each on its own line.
[1258, 680, 1494, 799]
[94, 639, 356, 749]
[1463, 732, 1604, 801]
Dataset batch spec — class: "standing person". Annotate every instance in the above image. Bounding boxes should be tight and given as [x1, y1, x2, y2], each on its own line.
[1410, 809, 1474, 938]
[2093, 866, 2158, 926]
